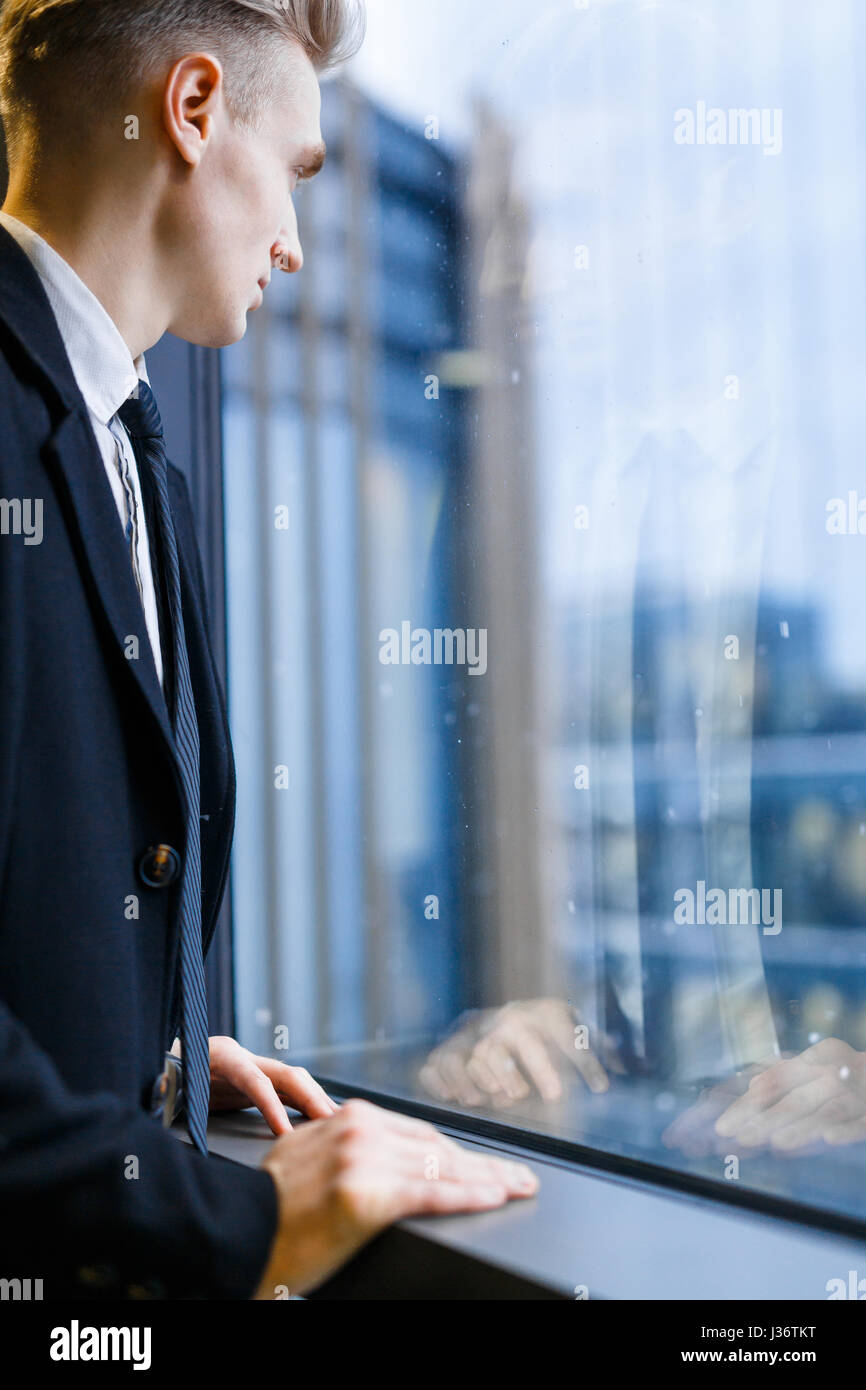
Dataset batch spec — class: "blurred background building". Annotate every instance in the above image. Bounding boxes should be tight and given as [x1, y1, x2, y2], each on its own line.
[223, 75, 544, 1058]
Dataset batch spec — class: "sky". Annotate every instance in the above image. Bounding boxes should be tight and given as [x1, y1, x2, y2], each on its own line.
[339, 0, 866, 689]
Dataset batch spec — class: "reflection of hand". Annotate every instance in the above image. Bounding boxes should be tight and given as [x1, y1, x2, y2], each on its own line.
[661, 1065, 771, 1158]
[712, 1039, 866, 1152]
[418, 999, 621, 1108]
[662, 1039, 866, 1157]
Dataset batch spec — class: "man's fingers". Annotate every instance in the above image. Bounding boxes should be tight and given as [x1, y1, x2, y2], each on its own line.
[236, 1066, 294, 1135]
[661, 1096, 730, 1157]
[417, 1059, 456, 1101]
[546, 1018, 611, 1093]
[598, 1034, 628, 1076]
[394, 1159, 538, 1217]
[551, 1021, 610, 1093]
[462, 1047, 504, 1097]
[715, 1061, 806, 1136]
[719, 1074, 837, 1146]
[412, 1146, 537, 1195]
[822, 1116, 866, 1145]
[259, 1061, 337, 1118]
[770, 1088, 866, 1150]
[497, 1022, 563, 1101]
[465, 1046, 519, 1101]
[423, 1138, 538, 1200]
[569, 1043, 610, 1094]
[396, 1178, 510, 1217]
[471, 1038, 530, 1101]
[418, 1002, 623, 1109]
[434, 1048, 486, 1106]
[333, 1102, 537, 1197]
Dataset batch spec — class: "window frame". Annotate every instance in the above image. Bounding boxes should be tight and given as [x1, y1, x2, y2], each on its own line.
[200, 1100, 866, 1301]
[185, 335, 866, 1257]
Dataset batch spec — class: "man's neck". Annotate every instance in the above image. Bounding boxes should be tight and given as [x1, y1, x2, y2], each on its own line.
[2, 175, 172, 360]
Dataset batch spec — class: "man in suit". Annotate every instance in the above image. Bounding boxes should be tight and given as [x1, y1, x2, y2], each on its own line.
[0, 0, 536, 1301]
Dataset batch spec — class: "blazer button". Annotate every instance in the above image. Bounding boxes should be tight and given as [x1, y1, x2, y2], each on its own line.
[138, 844, 181, 888]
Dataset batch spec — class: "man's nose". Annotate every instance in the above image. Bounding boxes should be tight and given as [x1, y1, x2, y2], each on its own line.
[272, 208, 303, 274]
[272, 239, 303, 274]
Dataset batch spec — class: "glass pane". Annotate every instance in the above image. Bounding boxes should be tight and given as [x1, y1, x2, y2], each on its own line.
[224, 0, 866, 1228]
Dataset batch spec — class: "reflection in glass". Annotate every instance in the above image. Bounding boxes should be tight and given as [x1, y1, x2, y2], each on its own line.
[224, 0, 866, 1229]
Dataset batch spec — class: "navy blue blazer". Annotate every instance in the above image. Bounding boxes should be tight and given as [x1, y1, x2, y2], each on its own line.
[0, 224, 277, 1299]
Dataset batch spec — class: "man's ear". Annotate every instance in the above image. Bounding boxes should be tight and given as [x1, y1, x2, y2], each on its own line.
[162, 52, 225, 168]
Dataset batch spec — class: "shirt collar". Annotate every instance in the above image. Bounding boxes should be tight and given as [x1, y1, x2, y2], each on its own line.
[0, 211, 148, 425]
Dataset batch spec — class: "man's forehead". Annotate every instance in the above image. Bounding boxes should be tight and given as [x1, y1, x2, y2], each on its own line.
[274, 48, 324, 161]
[280, 39, 322, 108]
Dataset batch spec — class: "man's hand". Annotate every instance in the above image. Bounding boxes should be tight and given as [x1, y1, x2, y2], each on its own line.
[207, 1036, 337, 1135]
[711, 1038, 866, 1152]
[418, 998, 618, 1107]
[662, 1039, 866, 1156]
[661, 1064, 771, 1158]
[254, 1098, 539, 1297]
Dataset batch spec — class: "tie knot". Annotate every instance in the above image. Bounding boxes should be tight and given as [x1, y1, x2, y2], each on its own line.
[118, 380, 164, 442]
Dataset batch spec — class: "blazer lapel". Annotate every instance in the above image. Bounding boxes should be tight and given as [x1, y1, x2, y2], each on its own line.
[0, 223, 234, 968]
[41, 407, 180, 755]
[0, 223, 183, 769]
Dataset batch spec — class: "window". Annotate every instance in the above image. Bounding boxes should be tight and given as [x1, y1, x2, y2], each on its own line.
[222, 0, 866, 1231]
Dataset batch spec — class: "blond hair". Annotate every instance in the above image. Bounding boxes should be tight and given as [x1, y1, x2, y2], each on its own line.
[0, 0, 366, 160]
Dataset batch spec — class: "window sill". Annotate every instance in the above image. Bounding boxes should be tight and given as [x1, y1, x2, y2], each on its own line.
[197, 1104, 866, 1300]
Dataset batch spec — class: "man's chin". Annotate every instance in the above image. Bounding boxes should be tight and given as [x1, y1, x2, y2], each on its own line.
[169, 312, 250, 350]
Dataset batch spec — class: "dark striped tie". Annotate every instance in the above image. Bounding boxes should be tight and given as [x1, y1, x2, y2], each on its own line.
[118, 382, 210, 1155]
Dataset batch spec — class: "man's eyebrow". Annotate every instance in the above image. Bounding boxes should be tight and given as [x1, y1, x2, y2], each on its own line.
[296, 140, 327, 178]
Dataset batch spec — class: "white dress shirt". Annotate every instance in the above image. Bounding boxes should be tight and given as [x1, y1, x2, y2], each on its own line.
[0, 211, 164, 686]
